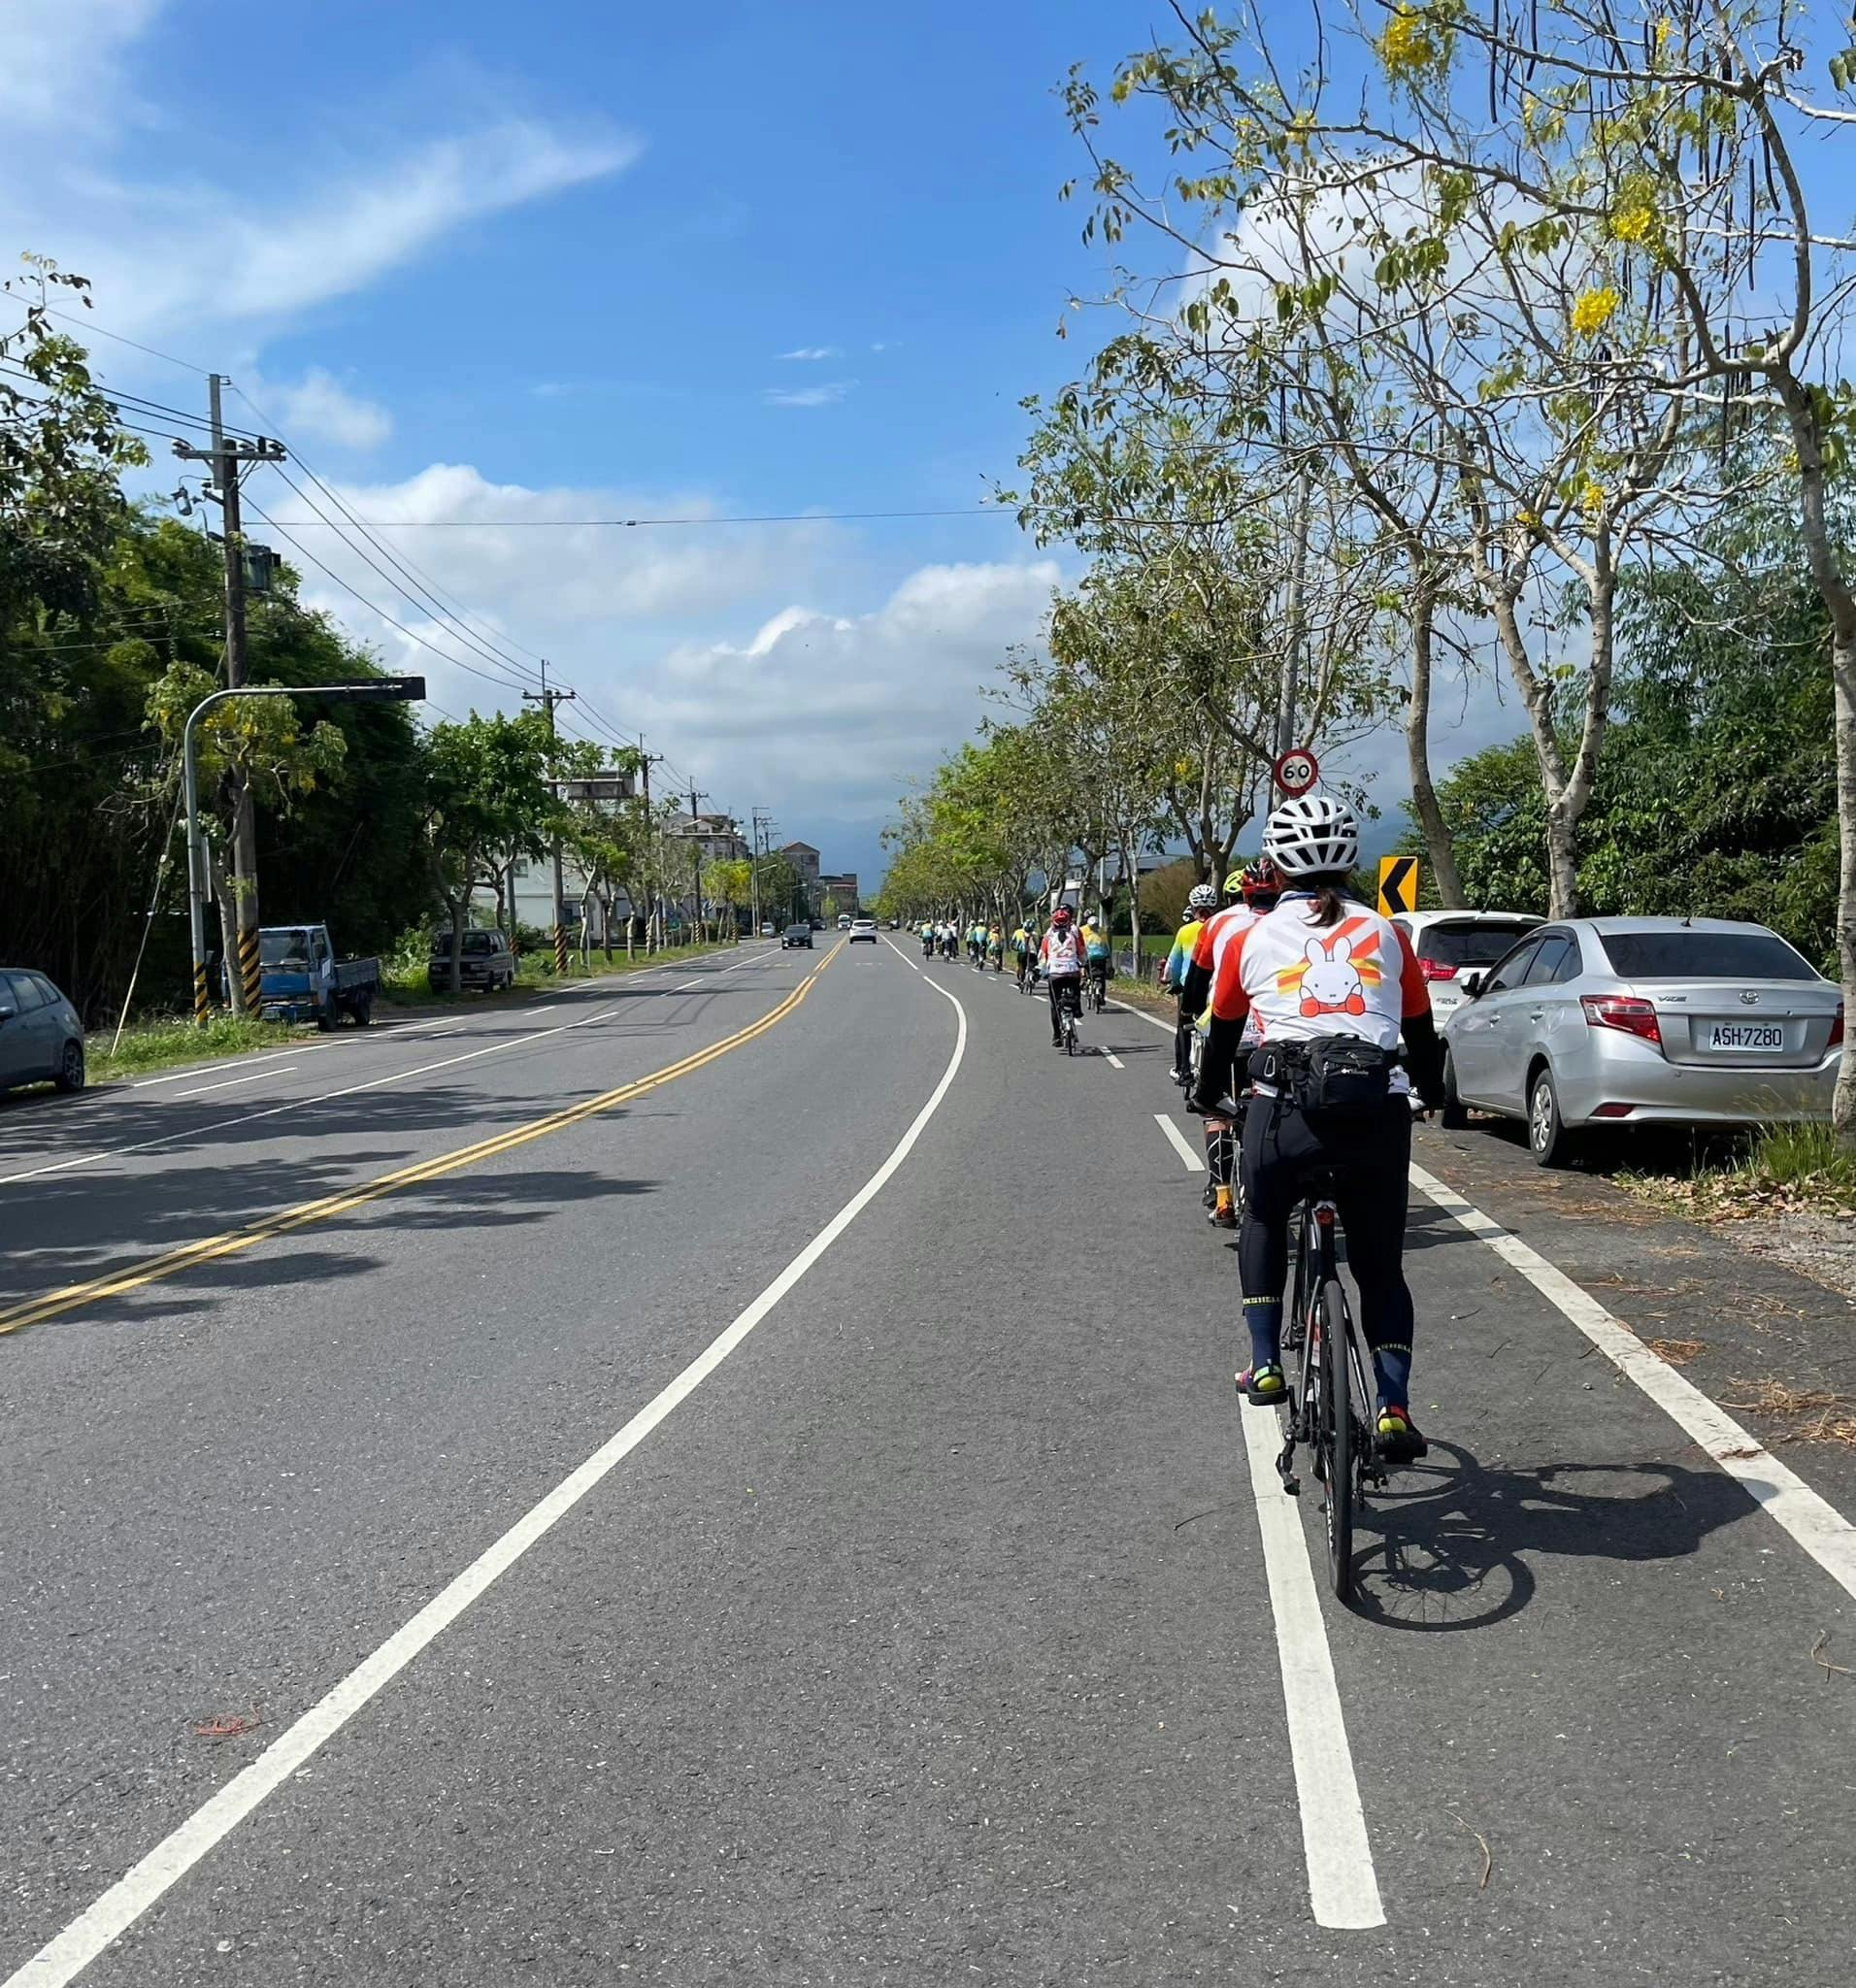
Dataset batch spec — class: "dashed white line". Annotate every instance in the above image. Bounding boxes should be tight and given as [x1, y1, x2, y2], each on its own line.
[164, 1061, 303, 1099]
[1, 948, 972, 1988]
[1153, 1113, 1204, 1171]
[0, 1002, 629, 1188]
[1102, 1049, 1125, 1069]
[1409, 1161, 1856, 1604]
[1238, 1405, 1386, 1929]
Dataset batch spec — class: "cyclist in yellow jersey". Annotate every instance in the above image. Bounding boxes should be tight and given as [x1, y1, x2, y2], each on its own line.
[1163, 883, 1218, 1083]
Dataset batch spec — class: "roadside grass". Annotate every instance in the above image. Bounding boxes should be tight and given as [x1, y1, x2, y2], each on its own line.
[87, 940, 747, 1084]
[88, 1012, 304, 1084]
[381, 938, 736, 1006]
[1619, 1120, 1856, 1222]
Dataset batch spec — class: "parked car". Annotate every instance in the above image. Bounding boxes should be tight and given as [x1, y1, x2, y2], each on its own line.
[0, 969, 84, 1096]
[1441, 916, 1843, 1166]
[1392, 910, 1542, 1026]
[428, 927, 516, 994]
[848, 917, 878, 944]
[759, 923, 776, 937]
[782, 923, 813, 949]
[256, 925, 381, 1029]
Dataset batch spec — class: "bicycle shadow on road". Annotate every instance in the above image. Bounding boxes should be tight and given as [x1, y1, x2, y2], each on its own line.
[1344, 1441, 1751, 1632]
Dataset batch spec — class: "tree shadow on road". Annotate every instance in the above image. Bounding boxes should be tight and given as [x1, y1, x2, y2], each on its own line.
[1344, 1441, 1752, 1632]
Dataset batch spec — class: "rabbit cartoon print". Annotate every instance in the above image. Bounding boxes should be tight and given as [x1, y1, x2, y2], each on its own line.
[1295, 930, 1373, 1018]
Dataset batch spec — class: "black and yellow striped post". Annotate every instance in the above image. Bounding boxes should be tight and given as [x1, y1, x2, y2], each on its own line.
[553, 923, 569, 977]
[238, 925, 263, 1015]
[192, 961, 212, 1027]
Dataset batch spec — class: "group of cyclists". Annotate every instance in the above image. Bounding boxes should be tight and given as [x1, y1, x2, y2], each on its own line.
[915, 909, 1113, 1043]
[907, 794, 1446, 1474]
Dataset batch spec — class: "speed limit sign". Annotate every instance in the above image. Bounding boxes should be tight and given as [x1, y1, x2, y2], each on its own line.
[1273, 747, 1319, 796]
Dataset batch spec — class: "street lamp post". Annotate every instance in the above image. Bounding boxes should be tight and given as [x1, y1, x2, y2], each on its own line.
[183, 679, 424, 1025]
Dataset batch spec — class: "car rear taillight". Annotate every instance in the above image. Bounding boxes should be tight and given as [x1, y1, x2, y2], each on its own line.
[1580, 993, 1663, 1047]
[1418, 957, 1458, 982]
[1590, 1103, 1636, 1118]
[1832, 1007, 1845, 1051]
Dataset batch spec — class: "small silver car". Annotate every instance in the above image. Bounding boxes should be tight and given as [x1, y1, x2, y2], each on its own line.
[0, 969, 85, 1096]
[1441, 916, 1842, 1165]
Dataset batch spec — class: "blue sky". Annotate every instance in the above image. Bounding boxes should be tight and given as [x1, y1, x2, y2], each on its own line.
[5, 0, 1200, 890]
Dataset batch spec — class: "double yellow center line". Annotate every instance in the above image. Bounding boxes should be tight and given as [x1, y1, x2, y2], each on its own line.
[0, 945, 839, 1339]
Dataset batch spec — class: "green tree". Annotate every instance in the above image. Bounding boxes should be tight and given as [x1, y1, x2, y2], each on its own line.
[421, 711, 554, 992]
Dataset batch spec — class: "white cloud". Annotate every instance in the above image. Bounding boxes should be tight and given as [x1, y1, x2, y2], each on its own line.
[263, 462, 839, 679]
[0, 2, 639, 351]
[16, 120, 638, 345]
[0, 0, 159, 132]
[763, 381, 853, 409]
[778, 346, 842, 361]
[641, 559, 1065, 823]
[244, 366, 391, 451]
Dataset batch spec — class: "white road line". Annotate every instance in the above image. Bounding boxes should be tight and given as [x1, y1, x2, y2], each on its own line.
[3, 956, 971, 1988]
[1109, 997, 1174, 1034]
[1409, 1162, 1856, 1604]
[1102, 1049, 1125, 1069]
[1153, 1113, 1204, 1171]
[1237, 1405, 1387, 1929]
[0, 1003, 627, 1188]
[165, 1061, 303, 1099]
[92, 952, 762, 1100]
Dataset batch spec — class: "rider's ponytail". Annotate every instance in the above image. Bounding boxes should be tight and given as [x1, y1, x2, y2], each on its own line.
[1300, 869, 1352, 929]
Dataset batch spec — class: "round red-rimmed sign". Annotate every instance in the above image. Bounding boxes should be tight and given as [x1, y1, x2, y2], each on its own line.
[1273, 747, 1319, 796]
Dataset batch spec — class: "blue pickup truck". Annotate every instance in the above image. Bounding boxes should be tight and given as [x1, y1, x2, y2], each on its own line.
[255, 925, 381, 1029]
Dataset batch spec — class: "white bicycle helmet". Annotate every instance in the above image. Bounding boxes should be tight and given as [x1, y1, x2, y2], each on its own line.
[1263, 794, 1360, 877]
[1186, 881, 1219, 913]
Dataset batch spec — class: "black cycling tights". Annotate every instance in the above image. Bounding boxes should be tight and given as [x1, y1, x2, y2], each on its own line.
[1238, 1095, 1414, 1357]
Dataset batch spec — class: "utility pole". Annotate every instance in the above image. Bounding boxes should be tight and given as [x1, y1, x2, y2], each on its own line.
[751, 807, 775, 938]
[687, 786, 709, 943]
[173, 376, 285, 1016]
[523, 662, 575, 977]
[637, 739, 667, 952]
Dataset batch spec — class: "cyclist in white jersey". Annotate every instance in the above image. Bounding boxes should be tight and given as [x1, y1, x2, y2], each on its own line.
[1190, 796, 1444, 1461]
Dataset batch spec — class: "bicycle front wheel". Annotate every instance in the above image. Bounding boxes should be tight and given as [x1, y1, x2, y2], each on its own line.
[1320, 1278, 1356, 1604]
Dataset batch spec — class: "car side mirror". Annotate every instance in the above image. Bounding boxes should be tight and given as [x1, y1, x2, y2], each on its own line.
[0, 1003, 14, 1023]
[1460, 972, 1485, 1000]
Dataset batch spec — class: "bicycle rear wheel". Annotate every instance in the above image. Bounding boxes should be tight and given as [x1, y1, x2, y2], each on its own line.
[1320, 1278, 1355, 1604]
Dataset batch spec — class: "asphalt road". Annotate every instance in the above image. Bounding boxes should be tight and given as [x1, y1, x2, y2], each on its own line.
[3, 937, 1853, 1986]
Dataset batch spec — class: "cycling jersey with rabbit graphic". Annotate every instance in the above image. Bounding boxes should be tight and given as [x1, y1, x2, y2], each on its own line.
[1208, 894, 1430, 1071]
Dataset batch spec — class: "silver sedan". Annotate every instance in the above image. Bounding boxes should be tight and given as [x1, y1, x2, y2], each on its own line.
[1440, 916, 1843, 1166]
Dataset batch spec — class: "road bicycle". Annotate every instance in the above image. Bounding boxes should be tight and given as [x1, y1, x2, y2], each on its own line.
[1084, 963, 1109, 1012]
[1275, 1167, 1383, 1605]
[1053, 979, 1081, 1055]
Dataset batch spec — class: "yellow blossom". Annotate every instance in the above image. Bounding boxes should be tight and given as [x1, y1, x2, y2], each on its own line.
[1580, 479, 1607, 516]
[1572, 286, 1620, 336]
[1610, 206, 1658, 245]
[1378, 5, 1452, 79]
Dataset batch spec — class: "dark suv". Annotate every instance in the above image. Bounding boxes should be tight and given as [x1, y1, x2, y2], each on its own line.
[428, 928, 516, 993]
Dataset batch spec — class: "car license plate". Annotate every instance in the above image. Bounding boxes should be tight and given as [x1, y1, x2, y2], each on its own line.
[1708, 1022, 1783, 1050]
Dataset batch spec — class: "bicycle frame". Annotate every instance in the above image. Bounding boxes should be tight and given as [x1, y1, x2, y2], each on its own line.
[1276, 1189, 1382, 1600]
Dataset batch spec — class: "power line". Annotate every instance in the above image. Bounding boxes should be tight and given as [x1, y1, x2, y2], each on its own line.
[232, 383, 548, 690]
[267, 463, 542, 694]
[244, 495, 561, 700]
[261, 506, 1016, 528]
[10, 299, 212, 378]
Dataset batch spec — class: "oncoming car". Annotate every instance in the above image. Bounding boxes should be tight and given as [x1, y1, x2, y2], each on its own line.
[848, 918, 878, 944]
[781, 923, 813, 949]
